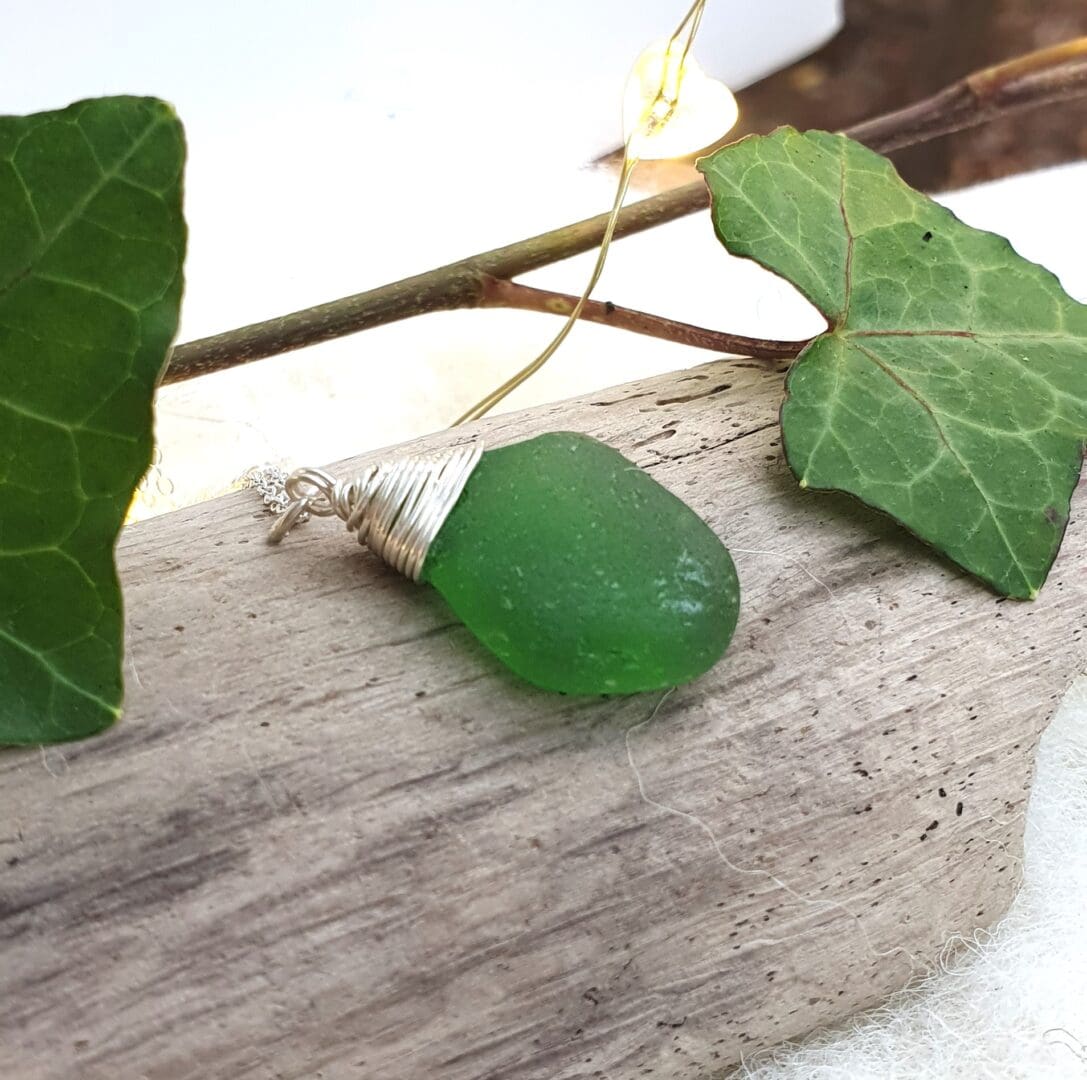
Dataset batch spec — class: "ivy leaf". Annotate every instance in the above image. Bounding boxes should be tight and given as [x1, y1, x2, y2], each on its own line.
[698, 128, 1087, 600]
[0, 97, 186, 744]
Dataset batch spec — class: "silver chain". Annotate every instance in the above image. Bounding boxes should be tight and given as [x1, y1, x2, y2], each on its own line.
[240, 444, 482, 582]
[240, 464, 307, 521]
[241, 464, 288, 511]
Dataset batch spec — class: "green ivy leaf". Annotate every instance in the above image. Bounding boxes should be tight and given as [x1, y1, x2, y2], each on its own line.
[699, 128, 1087, 600]
[0, 97, 186, 744]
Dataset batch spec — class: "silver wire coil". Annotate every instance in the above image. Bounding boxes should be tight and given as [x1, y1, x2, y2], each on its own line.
[266, 443, 483, 582]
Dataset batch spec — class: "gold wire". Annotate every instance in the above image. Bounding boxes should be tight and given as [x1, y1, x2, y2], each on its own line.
[453, 153, 638, 425]
[654, 0, 707, 128]
[452, 0, 709, 427]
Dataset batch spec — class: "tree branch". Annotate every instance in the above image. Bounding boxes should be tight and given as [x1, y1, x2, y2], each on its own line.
[166, 37, 1087, 385]
[847, 36, 1087, 151]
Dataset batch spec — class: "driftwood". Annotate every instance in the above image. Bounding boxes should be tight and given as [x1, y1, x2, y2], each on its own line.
[2, 357, 1084, 1079]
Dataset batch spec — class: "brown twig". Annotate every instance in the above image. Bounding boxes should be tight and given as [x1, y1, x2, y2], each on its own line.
[166, 37, 1087, 385]
[847, 36, 1087, 151]
[477, 275, 810, 360]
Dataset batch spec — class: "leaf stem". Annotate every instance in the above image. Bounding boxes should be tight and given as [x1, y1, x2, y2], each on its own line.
[477, 275, 809, 360]
[165, 37, 1087, 385]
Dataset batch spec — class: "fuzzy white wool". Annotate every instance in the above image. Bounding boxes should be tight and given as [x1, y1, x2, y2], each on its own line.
[735, 677, 1087, 1080]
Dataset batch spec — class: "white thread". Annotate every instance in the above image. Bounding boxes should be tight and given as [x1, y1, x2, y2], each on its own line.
[1043, 1028, 1087, 1064]
[730, 547, 839, 604]
[624, 690, 922, 970]
[38, 745, 69, 778]
[241, 745, 282, 816]
[730, 547, 850, 636]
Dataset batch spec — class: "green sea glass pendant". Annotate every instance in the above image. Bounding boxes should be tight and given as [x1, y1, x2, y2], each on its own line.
[422, 433, 738, 694]
[262, 432, 740, 695]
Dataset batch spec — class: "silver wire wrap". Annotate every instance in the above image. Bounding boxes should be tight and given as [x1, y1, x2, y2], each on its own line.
[247, 443, 483, 582]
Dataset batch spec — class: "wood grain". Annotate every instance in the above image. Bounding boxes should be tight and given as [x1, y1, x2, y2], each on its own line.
[2, 357, 1084, 1079]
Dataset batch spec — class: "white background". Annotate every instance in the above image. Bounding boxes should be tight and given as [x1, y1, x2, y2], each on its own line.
[3, 0, 840, 509]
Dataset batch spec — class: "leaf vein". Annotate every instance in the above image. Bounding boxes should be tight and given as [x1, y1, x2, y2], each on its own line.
[849, 340, 1034, 592]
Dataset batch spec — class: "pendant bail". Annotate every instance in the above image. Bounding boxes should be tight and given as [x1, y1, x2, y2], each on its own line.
[250, 444, 483, 582]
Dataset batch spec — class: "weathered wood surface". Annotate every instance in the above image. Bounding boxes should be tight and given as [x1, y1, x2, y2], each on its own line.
[2, 356, 1085, 1079]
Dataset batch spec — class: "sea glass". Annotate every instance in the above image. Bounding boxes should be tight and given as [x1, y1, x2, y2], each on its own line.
[422, 432, 739, 694]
